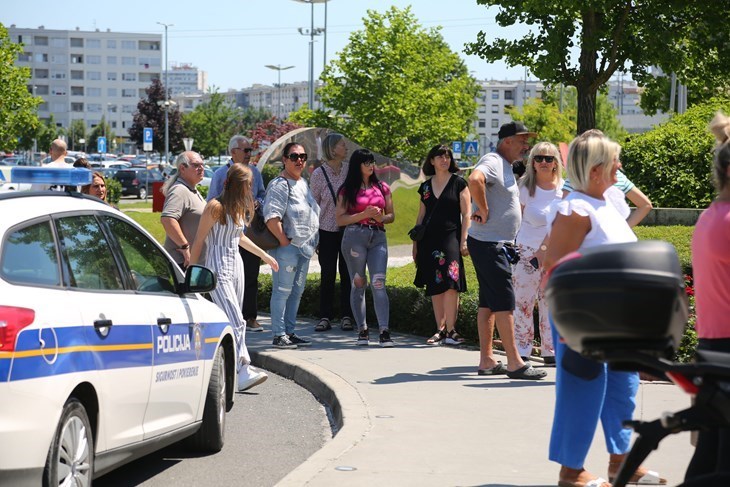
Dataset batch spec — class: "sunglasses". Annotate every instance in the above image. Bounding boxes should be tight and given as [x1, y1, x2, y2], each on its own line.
[235, 147, 253, 153]
[533, 155, 555, 163]
[286, 152, 308, 162]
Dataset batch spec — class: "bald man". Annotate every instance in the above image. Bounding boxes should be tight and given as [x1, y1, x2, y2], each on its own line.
[31, 138, 74, 190]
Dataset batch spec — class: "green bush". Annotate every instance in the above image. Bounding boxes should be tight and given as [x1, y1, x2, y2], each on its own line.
[621, 97, 730, 209]
[106, 177, 122, 205]
[261, 163, 281, 188]
[197, 184, 209, 200]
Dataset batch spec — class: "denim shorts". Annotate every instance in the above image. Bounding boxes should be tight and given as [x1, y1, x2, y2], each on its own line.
[467, 236, 515, 311]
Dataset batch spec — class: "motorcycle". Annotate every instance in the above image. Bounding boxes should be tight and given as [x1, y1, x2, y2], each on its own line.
[545, 240, 730, 487]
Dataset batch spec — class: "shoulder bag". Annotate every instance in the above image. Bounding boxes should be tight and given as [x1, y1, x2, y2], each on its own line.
[244, 177, 290, 250]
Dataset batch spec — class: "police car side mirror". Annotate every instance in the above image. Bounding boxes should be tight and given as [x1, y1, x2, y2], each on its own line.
[183, 265, 217, 294]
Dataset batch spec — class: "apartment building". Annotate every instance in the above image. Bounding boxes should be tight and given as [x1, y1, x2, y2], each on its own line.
[9, 25, 162, 153]
[167, 62, 208, 96]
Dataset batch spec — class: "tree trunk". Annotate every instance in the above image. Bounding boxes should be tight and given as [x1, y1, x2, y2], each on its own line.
[576, 84, 597, 134]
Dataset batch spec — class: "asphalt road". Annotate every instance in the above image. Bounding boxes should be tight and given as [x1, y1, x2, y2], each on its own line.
[96, 369, 332, 486]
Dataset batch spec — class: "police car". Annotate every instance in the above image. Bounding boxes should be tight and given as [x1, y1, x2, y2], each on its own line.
[0, 168, 237, 485]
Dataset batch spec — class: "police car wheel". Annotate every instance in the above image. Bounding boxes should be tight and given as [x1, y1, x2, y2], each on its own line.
[138, 187, 147, 199]
[43, 398, 94, 487]
[188, 346, 226, 452]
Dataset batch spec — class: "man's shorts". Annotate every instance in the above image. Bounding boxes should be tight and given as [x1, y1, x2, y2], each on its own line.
[467, 236, 515, 312]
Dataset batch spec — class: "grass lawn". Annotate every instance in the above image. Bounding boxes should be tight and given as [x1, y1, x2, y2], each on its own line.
[125, 211, 166, 244]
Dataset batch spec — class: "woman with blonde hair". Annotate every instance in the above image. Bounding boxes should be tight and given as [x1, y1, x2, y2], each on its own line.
[544, 133, 665, 487]
[191, 164, 279, 392]
[512, 142, 563, 362]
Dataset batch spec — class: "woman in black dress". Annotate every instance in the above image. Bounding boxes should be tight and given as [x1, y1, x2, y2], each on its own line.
[413, 144, 471, 345]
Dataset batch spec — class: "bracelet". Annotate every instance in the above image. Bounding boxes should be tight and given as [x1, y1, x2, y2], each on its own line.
[177, 243, 190, 250]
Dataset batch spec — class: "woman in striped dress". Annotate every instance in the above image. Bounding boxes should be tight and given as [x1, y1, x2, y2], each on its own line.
[190, 164, 279, 392]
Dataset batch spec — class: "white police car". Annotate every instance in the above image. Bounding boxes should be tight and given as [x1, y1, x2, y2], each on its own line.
[0, 168, 237, 485]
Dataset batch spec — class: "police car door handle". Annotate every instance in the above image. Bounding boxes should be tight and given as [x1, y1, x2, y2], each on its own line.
[157, 318, 172, 326]
[94, 319, 113, 328]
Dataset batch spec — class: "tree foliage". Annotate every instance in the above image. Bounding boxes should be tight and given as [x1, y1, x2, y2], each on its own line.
[317, 6, 479, 161]
[128, 78, 184, 153]
[465, 1, 730, 134]
[88, 116, 114, 153]
[181, 90, 239, 158]
[0, 23, 41, 151]
[248, 118, 302, 163]
[506, 99, 575, 145]
[621, 97, 730, 209]
[67, 119, 87, 152]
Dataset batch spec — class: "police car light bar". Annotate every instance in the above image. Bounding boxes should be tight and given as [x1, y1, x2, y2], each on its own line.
[11, 167, 93, 186]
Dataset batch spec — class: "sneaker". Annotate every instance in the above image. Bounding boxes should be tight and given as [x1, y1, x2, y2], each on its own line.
[340, 316, 354, 331]
[238, 365, 268, 392]
[287, 333, 312, 347]
[379, 330, 394, 348]
[272, 335, 297, 349]
[246, 319, 263, 332]
[356, 328, 369, 346]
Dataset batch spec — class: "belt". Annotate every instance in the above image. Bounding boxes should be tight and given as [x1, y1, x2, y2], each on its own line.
[351, 223, 385, 232]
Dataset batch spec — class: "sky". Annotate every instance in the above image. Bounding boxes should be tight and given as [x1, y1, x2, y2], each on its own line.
[3, 0, 532, 91]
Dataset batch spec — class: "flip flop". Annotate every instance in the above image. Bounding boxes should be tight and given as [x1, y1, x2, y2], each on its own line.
[506, 364, 547, 380]
[477, 361, 507, 375]
[609, 470, 667, 485]
[314, 318, 332, 332]
[558, 477, 611, 487]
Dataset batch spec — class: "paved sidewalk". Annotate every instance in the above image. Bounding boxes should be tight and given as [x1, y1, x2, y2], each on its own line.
[246, 318, 693, 487]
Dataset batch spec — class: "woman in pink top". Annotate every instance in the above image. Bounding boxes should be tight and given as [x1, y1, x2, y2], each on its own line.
[335, 149, 395, 347]
[685, 111, 730, 482]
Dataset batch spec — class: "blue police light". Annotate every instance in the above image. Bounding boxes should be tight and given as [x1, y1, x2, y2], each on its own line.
[10, 167, 93, 186]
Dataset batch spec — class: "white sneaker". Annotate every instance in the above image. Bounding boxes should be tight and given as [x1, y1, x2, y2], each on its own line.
[237, 365, 268, 392]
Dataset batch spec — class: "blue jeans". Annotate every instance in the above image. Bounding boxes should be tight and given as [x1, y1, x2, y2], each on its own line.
[269, 244, 310, 337]
[341, 225, 389, 331]
[548, 315, 639, 469]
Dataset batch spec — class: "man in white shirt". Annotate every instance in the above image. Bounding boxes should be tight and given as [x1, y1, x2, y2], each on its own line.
[31, 139, 74, 191]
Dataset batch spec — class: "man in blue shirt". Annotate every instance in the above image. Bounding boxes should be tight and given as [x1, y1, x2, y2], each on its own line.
[208, 135, 266, 332]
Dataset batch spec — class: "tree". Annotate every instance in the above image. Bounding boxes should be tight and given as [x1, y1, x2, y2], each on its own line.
[317, 6, 479, 161]
[128, 78, 184, 153]
[234, 106, 273, 133]
[541, 86, 628, 142]
[506, 99, 575, 144]
[181, 90, 238, 158]
[248, 117, 302, 157]
[67, 119, 87, 152]
[88, 116, 115, 154]
[465, 1, 730, 134]
[0, 22, 41, 151]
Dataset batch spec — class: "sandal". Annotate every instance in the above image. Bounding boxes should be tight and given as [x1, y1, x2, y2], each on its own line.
[340, 316, 354, 331]
[608, 463, 667, 485]
[506, 364, 547, 380]
[443, 329, 465, 345]
[314, 318, 332, 332]
[426, 328, 446, 345]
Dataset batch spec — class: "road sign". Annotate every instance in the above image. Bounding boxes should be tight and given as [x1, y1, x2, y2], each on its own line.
[97, 137, 107, 154]
[452, 141, 462, 160]
[143, 127, 153, 152]
[464, 141, 479, 157]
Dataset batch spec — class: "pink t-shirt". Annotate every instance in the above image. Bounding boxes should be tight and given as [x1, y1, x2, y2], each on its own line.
[691, 201, 730, 339]
[341, 182, 391, 227]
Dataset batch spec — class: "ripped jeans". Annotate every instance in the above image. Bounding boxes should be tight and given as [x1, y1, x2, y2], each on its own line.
[341, 225, 389, 331]
[269, 243, 311, 337]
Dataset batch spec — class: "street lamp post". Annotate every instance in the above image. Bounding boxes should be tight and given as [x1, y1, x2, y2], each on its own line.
[293, 0, 328, 109]
[265, 64, 295, 121]
[157, 22, 174, 163]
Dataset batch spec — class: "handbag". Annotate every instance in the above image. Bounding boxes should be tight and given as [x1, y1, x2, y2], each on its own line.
[408, 224, 427, 241]
[244, 206, 279, 250]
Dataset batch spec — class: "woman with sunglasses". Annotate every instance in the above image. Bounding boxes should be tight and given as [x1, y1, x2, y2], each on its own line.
[512, 142, 563, 364]
[413, 144, 471, 346]
[264, 142, 321, 349]
[335, 149, 395, 347]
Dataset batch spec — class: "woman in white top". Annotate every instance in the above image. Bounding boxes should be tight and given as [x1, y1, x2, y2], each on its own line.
[512, 142, 563, 363]
[543, 133, 665, 487]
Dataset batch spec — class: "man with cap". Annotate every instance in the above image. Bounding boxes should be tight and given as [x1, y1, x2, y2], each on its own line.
[466, 121, 547, 380]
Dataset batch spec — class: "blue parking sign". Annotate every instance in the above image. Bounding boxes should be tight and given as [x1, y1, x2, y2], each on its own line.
[143, 128, 153, 144]
[452, 141, 462, 154]
[97, 137, 107, 154]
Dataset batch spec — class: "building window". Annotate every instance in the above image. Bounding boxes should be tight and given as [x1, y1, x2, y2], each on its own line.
[34, 53, 49, 63]
[121, 56, 135, 66]
[503, 105, 513, 114]
[491, 119, 499, 128]
[51, 86, 66, 96]
[108, 72, 117, 81]
[122, 105, 134, 113]
[70, 54, 84, 64]
[87, 104, 102, 112]
[525, 90, 531, 98]
[70, 38, 84, 48]
[51, 102, 65, 112]
[87, 39, 101, 49]
[478, 119, 486, 128]
[88, 71, 101, 80]
[122, 89, 136, 98]
[70, 70, 84, 80]
[478, 106, 486, 113]
[108, 104, 118, 113]
[491, 104, 499, 113]
[491, 90, 499, 99]
[51, 71, 66, 80]
[121, 40, 136, 50]
[87, 55, 101, 64]
[122, 73, 137, 81]
[34, 36, 49, 46]
[35, 85, 49, 95]
[504, 90, 514, 100]
[87, 87, 101, 97]
[71, 86, 84, 96]
[107, 88, 117, 97]
[107, 39, 117, 49]
[111, 121, 117, 129]
[18, 52, 31, 62]
[107, 56, 117, 65]
[71, 103, 84, 112]
[35, 69, 49, 79]
[51, 37, 66, 48]
[51, 55, 66, 65]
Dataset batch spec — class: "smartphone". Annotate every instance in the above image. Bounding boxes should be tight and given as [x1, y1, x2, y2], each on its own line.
[529, 257, 540, 269]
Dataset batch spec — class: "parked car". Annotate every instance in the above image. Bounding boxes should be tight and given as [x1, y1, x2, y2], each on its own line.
[0, 172, 236, 484]
[166, 167, 214, 187]
[114, 168, 166, 199]
[40, 156, 76, 165]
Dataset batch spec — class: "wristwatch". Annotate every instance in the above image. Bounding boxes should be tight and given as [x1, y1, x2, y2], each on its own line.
[539, 244, 548, 251]
[178, 243, 190, 250]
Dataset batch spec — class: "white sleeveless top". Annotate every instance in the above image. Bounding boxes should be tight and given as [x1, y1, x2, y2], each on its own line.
[547, 191, 637, 250]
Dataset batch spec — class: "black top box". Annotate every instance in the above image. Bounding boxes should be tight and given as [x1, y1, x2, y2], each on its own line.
[546, 241, 688, 359]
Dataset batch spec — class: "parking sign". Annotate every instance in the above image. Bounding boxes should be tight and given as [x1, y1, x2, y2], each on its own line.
[452, 141, 462, 160]
[143, 128, 153, 152]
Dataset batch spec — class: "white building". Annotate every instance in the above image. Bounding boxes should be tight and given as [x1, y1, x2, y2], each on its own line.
[8, 24, 162, 153]
[167, 62, 207, 96]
